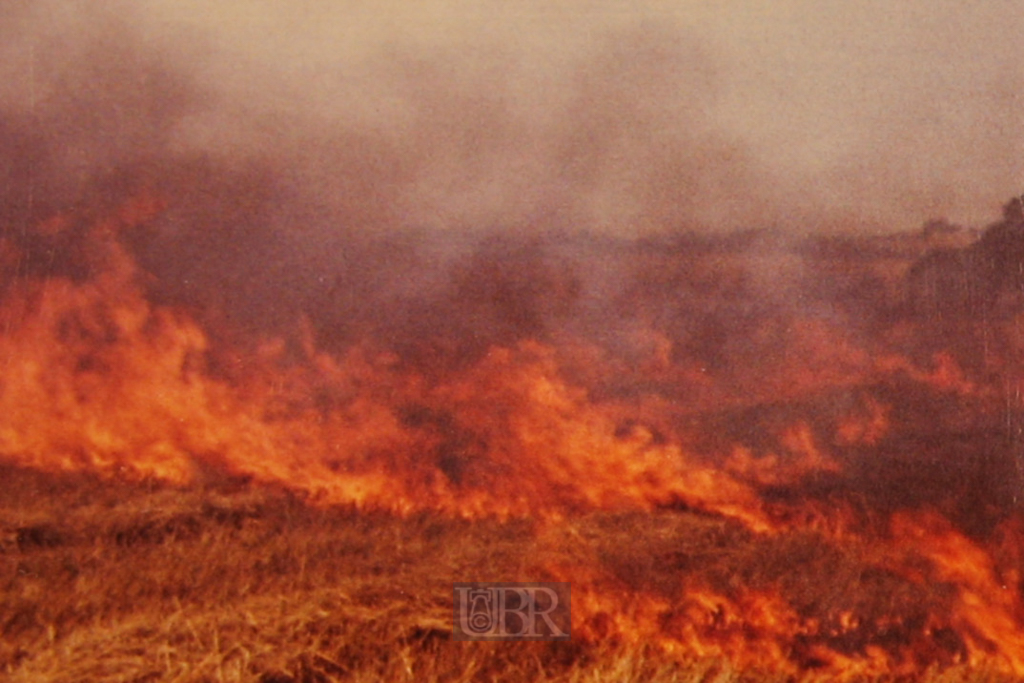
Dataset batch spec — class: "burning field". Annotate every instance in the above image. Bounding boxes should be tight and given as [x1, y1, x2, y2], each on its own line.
[4, 2, 1024, 681]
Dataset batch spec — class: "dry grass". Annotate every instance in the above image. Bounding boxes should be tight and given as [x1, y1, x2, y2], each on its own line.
[0, 465, 1016, 683]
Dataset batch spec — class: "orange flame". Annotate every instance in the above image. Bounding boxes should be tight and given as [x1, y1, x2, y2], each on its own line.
[3, 198, 1024, 676]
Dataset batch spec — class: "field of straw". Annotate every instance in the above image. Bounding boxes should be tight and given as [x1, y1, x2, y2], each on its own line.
[2, 463, 1013, 683]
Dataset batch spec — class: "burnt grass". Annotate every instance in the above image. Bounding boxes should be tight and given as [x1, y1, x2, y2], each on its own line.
[0, 464, 1017, 683]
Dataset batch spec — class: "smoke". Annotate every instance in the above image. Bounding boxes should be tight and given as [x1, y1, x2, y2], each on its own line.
[7, 1, 1024, 238]
[0, 0, 1015, 385]
[6, 12, 1024, 672]
[0, 1, 1019, 371]
[2, 1, 1023, 464]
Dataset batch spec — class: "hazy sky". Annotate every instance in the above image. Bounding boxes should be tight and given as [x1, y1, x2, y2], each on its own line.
[5, 0, 1024, 234]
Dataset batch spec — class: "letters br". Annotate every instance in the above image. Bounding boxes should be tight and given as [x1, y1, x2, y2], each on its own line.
[453, 582, 571, 641]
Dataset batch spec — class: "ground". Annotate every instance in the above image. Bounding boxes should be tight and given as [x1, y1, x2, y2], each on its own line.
[1, 464, 1016, 683]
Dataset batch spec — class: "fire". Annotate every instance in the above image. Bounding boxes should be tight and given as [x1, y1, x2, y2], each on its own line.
[3, 196, 1024, 677]
[889, 513, 1024, 673]
[0, 200, 776, 523]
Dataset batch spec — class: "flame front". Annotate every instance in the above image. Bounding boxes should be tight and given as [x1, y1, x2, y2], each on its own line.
[2, 198, 1023, 676]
